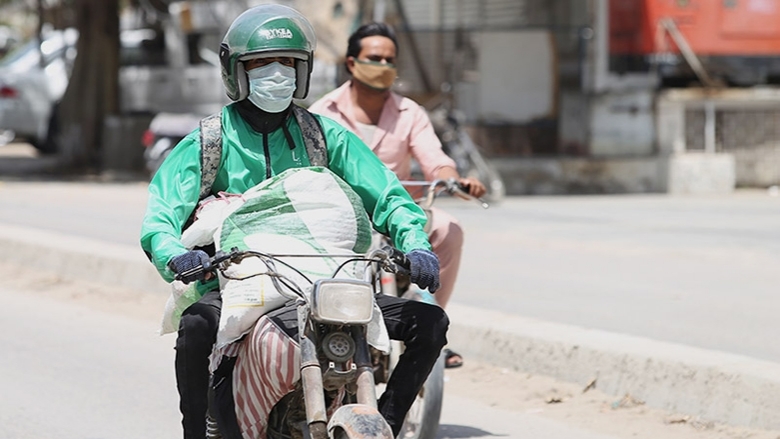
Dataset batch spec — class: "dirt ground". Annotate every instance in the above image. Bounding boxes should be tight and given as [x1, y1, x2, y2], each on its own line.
[4, 261, 779, 439]
[445, 362, 780, 439]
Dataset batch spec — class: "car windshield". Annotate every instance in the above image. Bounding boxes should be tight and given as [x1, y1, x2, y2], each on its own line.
[0, 39, 39, 69]
[0, 30, 74, 70]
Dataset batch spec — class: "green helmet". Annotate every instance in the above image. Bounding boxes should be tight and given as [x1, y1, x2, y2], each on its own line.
[219, 4, 316, 101]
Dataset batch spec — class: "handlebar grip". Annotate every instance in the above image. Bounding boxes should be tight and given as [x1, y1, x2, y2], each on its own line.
[454, 180, 470, 193]
[174, 266, 205, 282]
[446, 178, 489, 208]
[390, 247, 411, 271]
[173, 248, 239, 282]
[380, 245, 410, 273]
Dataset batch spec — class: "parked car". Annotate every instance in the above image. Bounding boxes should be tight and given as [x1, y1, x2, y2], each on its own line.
[0, 25, 20, 58]
[0, 17, 226, 154]
[0, 28, 77, 153]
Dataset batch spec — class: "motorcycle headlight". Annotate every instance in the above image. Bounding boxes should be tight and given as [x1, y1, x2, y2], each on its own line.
[311, 279, 374, 324]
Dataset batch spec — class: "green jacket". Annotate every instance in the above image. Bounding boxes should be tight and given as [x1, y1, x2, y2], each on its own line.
[140, 103, 430, 283]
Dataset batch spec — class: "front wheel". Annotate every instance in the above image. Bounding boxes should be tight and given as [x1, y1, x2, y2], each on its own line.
[397, 350, 445, 439]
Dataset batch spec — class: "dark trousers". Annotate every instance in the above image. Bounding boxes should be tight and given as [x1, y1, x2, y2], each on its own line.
[175, 291, 449, 439]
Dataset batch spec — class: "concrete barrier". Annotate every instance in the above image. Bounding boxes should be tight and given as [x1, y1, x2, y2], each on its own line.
[447, 304, 780, 430]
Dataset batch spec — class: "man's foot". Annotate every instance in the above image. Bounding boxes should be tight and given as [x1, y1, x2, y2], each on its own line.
[444, 348, 463, 369]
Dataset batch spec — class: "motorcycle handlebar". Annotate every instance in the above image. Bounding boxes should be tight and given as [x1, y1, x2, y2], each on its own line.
[385, 246, 410, 274]
[174, 246, 410, 282]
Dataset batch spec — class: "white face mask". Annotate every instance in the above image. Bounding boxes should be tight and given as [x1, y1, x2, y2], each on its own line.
[246, 62, 297, 113]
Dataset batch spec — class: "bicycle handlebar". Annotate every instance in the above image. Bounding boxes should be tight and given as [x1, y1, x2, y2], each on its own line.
[403, 178, 489, 209]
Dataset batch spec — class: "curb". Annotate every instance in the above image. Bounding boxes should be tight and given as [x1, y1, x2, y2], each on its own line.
[445, 304, 780, 431]
[2, 223, 779, 432]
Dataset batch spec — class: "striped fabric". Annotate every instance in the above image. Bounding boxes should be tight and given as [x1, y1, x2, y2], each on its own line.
[232, 315, 301, 439]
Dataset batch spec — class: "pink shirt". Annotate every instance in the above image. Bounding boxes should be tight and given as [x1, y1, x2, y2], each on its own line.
[309, 81, 456, 181]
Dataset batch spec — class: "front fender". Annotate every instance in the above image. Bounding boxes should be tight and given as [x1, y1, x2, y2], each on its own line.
[327, 404, 394, 439]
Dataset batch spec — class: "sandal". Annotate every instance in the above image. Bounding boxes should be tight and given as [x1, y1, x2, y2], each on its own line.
[444, 348, 463, 369]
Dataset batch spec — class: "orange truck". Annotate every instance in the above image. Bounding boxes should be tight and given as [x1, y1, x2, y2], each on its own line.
[609, 0, 780, 84]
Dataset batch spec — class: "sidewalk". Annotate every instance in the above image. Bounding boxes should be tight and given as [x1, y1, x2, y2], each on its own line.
[2, 219, 779, 432]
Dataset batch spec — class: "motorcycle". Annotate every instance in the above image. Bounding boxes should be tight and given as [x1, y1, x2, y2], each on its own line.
[176, 245, 413, 439]
[141, 112, 202, 175]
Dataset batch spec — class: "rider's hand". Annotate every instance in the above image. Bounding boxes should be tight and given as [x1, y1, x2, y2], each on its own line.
[168, 250, 210, 284]
[406, 249, 440, 293]
[457, 177, 487, 199]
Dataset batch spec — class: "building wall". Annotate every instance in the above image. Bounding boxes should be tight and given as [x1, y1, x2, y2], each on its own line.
[457, 31, 555, 123]
[387, 0, 591, 157]
[299, 0, 760, 192]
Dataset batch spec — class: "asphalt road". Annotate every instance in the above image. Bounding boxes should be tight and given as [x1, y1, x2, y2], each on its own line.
[451, 190, 780, 365]
[4, 263, 777, 439]
[0, 275, 180, 439]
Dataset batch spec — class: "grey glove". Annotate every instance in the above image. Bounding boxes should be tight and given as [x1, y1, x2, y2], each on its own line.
[406, 249, 440, 293]
[168, 250, 210, 284]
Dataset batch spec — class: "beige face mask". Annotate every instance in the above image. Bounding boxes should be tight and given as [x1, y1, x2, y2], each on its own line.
[351, 59, 397, 91]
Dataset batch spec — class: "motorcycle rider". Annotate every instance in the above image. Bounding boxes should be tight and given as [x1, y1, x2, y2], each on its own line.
[139, 5, 447, 438]
[309, 22, 486, 369]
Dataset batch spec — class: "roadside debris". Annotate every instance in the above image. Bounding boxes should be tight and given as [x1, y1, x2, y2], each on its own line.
[665, 415, 715, 430]
[546, 396, 565, 404]
[582, 378, 597, 393]
[611, 393, 644, 409]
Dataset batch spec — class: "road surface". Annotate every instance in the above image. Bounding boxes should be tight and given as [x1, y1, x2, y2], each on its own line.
[2, 262, 777, 439]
